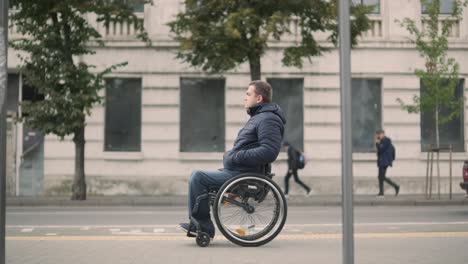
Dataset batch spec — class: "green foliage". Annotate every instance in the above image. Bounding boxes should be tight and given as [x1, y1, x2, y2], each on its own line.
[168, 0, 373, 76]
[397, 0, 467, 126]
[9, 0, 151, 138]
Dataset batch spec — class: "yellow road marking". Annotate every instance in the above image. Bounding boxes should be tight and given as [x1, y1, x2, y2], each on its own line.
[279, 232, 468, 240]
[6, 232, 468, 241]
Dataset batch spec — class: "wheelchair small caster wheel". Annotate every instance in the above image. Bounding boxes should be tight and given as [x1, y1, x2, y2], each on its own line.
[196, 232, 210, 247]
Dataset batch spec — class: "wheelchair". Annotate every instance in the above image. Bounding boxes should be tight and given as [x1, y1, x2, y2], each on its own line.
[188, 164, 288, 247]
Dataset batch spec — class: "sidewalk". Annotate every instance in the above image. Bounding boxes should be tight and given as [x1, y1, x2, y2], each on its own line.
[6, 194, 468, 207]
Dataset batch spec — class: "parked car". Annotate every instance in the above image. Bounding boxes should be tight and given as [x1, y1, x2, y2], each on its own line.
[461, 161, 468, 196]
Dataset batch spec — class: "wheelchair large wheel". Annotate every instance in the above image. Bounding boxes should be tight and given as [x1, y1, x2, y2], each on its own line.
[213, 173, 287, 247]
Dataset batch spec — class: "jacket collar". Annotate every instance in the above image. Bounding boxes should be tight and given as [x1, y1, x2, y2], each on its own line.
[247, 103, 265, 117]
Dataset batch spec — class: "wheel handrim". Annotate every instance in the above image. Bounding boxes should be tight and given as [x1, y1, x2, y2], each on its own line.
[216, 176, 285, 244]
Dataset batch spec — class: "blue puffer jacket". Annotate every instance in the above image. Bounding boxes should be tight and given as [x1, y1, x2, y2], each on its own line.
[223, 103, 286, 173]
[376, 137, 393, 168]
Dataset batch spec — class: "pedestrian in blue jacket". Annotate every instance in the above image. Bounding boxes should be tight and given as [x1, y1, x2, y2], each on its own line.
[375, 130, 400, 197]
[180, 80, 286, 238]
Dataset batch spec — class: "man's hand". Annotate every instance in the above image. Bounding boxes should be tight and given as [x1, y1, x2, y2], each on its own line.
[289, 169, 293, 173]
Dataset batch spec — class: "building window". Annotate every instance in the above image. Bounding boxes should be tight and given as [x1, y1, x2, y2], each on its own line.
[352, 79, 382, 153]
[352, 0, 380, 14]
[115, 0, 145, 12]
[105, 78, 142, 152]
[420, 79, 465, 152]
[128, 0, 145, 13]
[267, 78, 304, 151]
[7, 73, 20, 117]
[180, 78, 225, 152]
[422, 0, 455, 14]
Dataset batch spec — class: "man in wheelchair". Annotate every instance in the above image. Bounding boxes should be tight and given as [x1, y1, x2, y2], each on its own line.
[180, 80, 286, 239]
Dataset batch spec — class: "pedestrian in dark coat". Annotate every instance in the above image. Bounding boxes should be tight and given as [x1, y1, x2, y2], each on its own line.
[375, 130, 399, 197]
[283, 142, 311, 197]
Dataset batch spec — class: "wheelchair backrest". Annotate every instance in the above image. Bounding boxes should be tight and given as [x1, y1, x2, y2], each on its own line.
[262, 164, 275, 178]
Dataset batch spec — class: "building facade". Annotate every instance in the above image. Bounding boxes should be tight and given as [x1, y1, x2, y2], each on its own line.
[6, 0, 468, 196]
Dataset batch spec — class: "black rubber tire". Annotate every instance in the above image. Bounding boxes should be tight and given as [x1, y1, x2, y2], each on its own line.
[213, 173, 287, 247]
[196, 232, 210, 247]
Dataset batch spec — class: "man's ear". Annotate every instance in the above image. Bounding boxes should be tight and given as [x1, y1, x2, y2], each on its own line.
[256, 95, 264, 104]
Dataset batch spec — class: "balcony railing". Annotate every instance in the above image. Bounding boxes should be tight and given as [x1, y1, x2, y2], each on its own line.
[361, 17, 383, 38]
[86, 13, 144, 40]
[421, 17, 460, 38]
[282, 16, 383, 43]
[8, 11, 144, 40]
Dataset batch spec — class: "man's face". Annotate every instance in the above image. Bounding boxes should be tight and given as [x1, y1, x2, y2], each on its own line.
[377, 132, 385, 140]
[244, 85, 262, 109]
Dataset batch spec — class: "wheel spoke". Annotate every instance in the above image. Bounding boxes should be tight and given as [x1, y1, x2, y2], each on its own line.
[215, 176, 286, 245]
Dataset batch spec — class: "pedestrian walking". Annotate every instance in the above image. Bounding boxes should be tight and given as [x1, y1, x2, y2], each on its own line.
[375, 130, 400, 197]
[283, 142, 311, 197]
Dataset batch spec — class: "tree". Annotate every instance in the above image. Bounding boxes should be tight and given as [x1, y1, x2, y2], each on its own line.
[168, 0, 373, 81]
[398, 0, 467, 149]
[9, 0, 151, 200]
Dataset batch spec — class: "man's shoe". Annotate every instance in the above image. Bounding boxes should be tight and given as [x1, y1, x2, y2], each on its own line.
[179, 222, 197, 237]
[395, 186, 400, 196]
[305, 189, 313, 197]
[180, 220, 215, 238]
[376, 194, 385, 198]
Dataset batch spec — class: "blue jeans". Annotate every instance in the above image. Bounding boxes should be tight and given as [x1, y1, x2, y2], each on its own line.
[188, 169, 241, 219]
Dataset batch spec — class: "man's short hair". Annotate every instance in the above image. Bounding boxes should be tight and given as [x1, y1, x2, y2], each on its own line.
[376, 129, 385, 134]
[249, 80, 272, 103]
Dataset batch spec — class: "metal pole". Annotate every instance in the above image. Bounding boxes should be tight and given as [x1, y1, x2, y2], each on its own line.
[338, 0, 354, 263]
[429, 149, 433, 199]
[437, 149, 440, 200]
[449, 145, 452, 200]
[0, 1, 9, 263]
[15, 74, 21, 196]
[425, 144, 430, 198]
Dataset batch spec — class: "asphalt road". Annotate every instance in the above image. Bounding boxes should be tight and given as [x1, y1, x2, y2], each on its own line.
[6, 205, 468, 264]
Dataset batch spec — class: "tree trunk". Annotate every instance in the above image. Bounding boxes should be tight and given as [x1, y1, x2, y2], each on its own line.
[435, 106, 441, 199]
[71, 126, 86, 200]
[249, 54, 261, 81]
[61, 11, 86, 200]
[435, 106, 440, 149]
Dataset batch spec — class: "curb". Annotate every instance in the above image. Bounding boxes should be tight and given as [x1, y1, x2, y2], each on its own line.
[6, 195, 468, 207]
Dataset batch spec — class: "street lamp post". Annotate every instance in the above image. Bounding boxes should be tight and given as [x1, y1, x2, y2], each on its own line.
[0, 0, 9, 263]
[338, 0, 355, 264]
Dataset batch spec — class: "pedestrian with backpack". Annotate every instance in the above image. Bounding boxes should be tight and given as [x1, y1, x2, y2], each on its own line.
[283, 141, 311, 197]
[375, 130, 400, 197]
